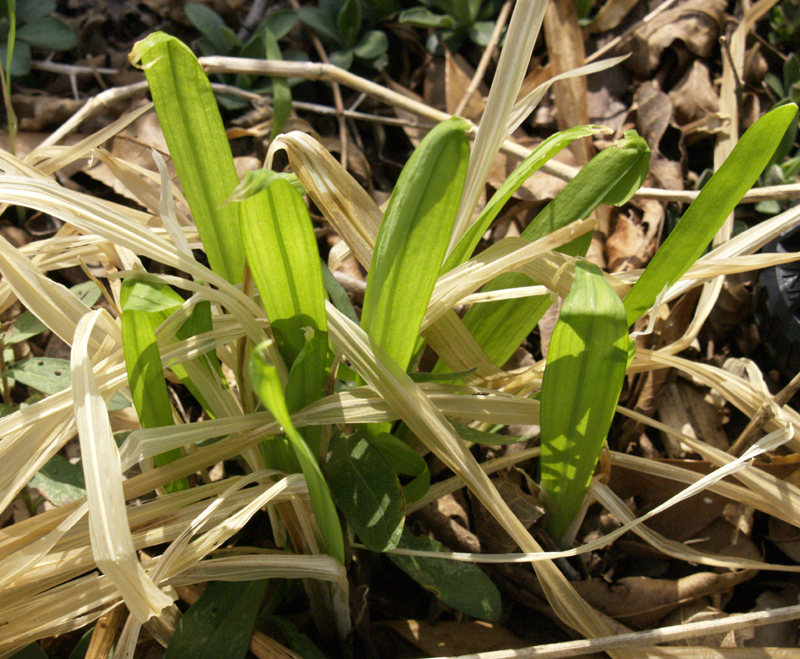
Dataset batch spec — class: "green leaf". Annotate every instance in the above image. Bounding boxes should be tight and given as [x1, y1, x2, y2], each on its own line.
[121, 280, 190, 492]
[16, 16, 77, 50]
[184, 3, 241, 54]
[8, 643, 48, 659]
[9, 357, 70, 394]
[321, 260, 360, 326]
[164, 581, 269, 659]
[389, 529, 501, 620]
[398, 6, 456, 29]
[4, 282, 106, 345]
[5, 310, 47, 344]
[329, 49, 353, 70]
[29, 454, 85, 506]
[451, 421, 529, 446]
[337, 0, 363, 50]
[539, 262, 628, 542]
[296, 6, 342, 47]
[250, 346, 345, 564]
[260, 616, 328, 659]
[451, 131, 649, 371]
[130, 33, 246, 284]
[325, 430, 405, 551]
[0, 37, 30, 75]
[261, 9, 298, 40]
[468, 20, 498, 47]
[408, 368, 476, 382]
[264, 28, 291, 140]
[15, 0, 55, 24]
[70, 280, 103, 307]
[67, 627, 94, 659]
[241, 178, 327, 369]
[352, 29, 388, 60]
[361, 117, 470, 373]
[623, 103, 798, 326]
[225, 170, 302, 204]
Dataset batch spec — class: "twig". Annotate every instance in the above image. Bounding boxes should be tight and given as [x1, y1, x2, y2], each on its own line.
[585, 0, 680, 64]
[430, 603, 800, 659]
[30, 60, 119, 76]
[288, 0, 348, 170]
[84, 604, 126, 659]
[37, 80, 149, 149]
[199, 57, 800, 204]
[293, 100, 433, 128]
[729, 369, 800, 456]
[454, 0, 513, 118]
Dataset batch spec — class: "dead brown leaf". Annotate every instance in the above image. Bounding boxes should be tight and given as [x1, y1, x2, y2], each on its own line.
[656, 379, 729, 456]
[543, 0, 593, 164]
[381, 620, 528, 656]
[12, 94, 84, 132]
[605, 198, 663, 273]
[574, 570, 754, 629]
[621, 0, 728, 77]
[472, 472, 545, 553]
[609, 460, 727, 541]
[669, 60, 720, 125]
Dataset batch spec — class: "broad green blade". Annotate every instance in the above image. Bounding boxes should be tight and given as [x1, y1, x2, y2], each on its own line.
[361, 117, 470, 372]
[325, 430, 404, 552]
[130, 33, 245, 284]
[623, 103, 799, 326]
[250, 344, 345, 564]
[444, 124, 609, 272]
[539, 262, 628, 543]
[240, 178, 327, 368]
[121, 281, 189, 493]
[448, 131, 649, 371]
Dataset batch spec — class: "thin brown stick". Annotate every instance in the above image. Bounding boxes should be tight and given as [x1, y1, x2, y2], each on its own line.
[84, 604, 126, 659]
[199, 57, 800, 204]
[454, 0, 513, 118]
[431, 603, 800, 659]
[289, 0, 348, 170]
[729, 369, 800, 456]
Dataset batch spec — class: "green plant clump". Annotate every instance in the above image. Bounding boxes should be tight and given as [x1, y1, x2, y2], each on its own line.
[0, 0, 77, 76]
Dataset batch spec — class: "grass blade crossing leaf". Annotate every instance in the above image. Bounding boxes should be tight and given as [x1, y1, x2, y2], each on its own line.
[250, 344, 345, 564]
[121, 279, 190, 492]
[325, 430, 404, 552]
[623, 103, 799, 325]
[389, 529, 501, 620]
[129, 33, 245, 284]
[361, 117, 470, 372]
[444, 124, 610, 271]
[452, 131, 649, 370]
[539, 262, 628, 543]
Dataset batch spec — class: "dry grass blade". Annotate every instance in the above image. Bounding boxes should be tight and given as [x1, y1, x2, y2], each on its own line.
[450, 0, 550, 247]
[325, 301, 646, 655]
[424, 220, 595, 329]
[426, 604, 800, 658]
[269, 131, 381, 270]
[71, 309, 173, 623]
